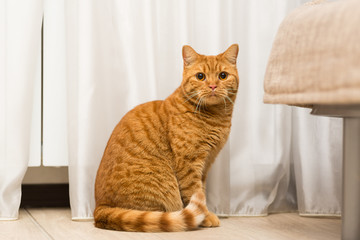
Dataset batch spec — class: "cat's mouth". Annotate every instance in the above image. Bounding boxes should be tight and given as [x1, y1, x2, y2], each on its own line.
[207, 88, 220, 97]
[205, 92, 223, 103]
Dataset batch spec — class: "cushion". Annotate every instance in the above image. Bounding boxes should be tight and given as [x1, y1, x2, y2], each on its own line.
[263, 0, 360, 106]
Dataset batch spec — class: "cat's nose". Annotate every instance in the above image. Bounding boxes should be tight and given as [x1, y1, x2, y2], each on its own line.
[209, 85, 217, 91]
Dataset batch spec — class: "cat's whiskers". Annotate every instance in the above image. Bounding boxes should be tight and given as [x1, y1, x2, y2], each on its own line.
[195, 97, 202, 114]
[193, 94, 202, 113]
[226, 88, 238, 93]
[223, 97, 228, 114]
[203, 98, 209, 111]
[225, 95, 235, 105]
[194, 95, 207, 115]
[200, 97, 207, 113]
[213, 91, 235, 113]
[184, 91, 199, 103]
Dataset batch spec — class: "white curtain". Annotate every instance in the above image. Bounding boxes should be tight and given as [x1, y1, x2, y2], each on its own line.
[0, 0, 342, 220]
[0, 0, 43, 219]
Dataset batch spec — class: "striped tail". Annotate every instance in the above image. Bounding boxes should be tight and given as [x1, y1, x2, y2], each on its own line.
[94, 191, 207, 232]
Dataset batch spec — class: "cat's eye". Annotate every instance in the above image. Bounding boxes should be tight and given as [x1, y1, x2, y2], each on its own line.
[196, 72, 205, 81]
[219, 72, 228, 80]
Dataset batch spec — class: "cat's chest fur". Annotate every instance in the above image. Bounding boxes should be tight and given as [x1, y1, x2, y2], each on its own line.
[165, 97, 232, 171]
[171, 115, 229, 150]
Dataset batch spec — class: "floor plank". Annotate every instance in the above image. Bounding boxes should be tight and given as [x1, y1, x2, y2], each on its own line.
[25, 208, 341, 240]
[224, 214, 340, 240]
[27, 208, 162, 240]
[0, 209, 50, 240]
[154, 214, 340, 240]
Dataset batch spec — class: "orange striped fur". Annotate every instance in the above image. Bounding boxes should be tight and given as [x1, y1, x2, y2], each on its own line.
[94, 44, 239, 232]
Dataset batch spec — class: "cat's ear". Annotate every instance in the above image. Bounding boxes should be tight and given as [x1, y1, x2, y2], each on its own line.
[182, 45, 198, 66]
[223, 44, 239, 65]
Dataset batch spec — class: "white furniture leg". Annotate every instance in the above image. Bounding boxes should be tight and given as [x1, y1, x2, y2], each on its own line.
[342, 117, 360, 240]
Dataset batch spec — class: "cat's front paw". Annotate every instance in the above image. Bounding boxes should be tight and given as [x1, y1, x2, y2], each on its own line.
[200, 212, 220, 227]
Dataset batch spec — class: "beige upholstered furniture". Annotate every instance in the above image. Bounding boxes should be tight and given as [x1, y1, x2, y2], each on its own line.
[263, 1, 360, 239]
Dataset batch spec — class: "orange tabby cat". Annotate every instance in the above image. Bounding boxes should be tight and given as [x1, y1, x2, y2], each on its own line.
[94, 44, 239, 232]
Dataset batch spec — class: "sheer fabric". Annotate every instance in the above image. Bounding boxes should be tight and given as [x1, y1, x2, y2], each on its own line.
[0, 0, 42, 219]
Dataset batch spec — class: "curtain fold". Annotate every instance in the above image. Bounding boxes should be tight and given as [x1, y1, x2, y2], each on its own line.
[43, 0, 68, 167]
[0, 0, 43, 219]
[292, 108, 342, 216]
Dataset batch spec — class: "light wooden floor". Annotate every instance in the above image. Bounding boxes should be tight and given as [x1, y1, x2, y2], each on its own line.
[0, 208, 341, 240]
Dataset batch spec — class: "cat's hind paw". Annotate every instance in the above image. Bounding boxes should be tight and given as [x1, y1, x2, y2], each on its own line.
[200, 212, 220, 228]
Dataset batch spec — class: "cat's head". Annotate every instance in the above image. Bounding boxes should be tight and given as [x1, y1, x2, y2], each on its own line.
[181, 44, 239, 108]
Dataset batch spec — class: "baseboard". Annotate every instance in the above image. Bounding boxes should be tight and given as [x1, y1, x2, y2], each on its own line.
[21, 184, 70, 208]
